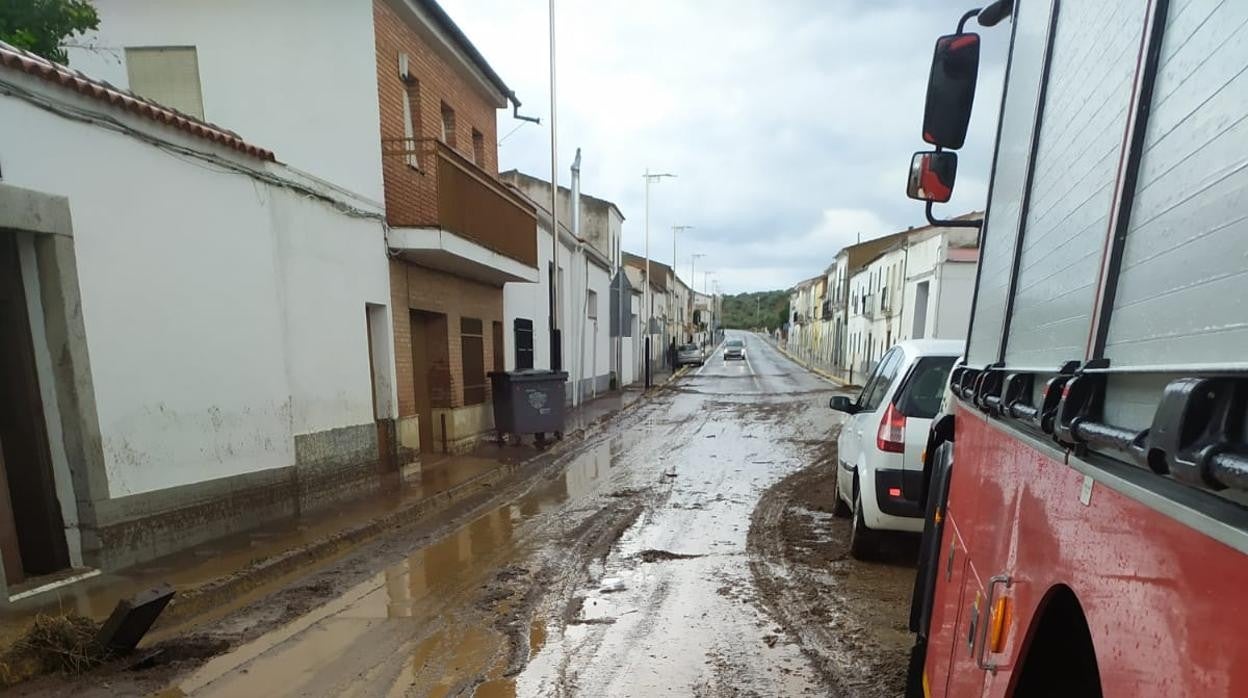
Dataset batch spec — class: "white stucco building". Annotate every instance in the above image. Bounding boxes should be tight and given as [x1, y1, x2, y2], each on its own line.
[897, 228, 979, 343]
[499, 171, 619, 403]
[65, 0, 387, 204]
[0, 44, 396, 589]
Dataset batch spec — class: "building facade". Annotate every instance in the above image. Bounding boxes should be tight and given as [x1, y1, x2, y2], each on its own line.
[69, 0, 538, 458]
[499, 171, 619, 402]
[375, 0, 538, 455]
[0, 44, 395, 586]
[788, 214, 982, 380]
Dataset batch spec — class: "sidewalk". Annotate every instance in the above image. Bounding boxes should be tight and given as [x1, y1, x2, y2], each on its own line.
[766, 336, 859, 388]
[0, 381, 662, 655]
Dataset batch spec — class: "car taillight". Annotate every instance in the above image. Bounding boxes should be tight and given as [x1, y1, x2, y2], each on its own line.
[876, 403, 906, 453]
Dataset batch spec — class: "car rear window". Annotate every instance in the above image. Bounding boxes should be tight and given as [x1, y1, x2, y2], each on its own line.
[894, 356, 956, 418]
[727, 340, 743, 347]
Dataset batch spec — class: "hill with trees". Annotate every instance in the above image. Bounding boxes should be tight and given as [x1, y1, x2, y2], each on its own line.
[720, 290, 789, 330]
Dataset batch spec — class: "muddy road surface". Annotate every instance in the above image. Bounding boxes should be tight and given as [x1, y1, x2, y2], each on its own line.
[20, 332, 919, 697]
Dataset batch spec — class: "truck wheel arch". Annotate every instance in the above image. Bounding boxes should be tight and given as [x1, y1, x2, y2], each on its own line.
[1010, 584, 1103, 698]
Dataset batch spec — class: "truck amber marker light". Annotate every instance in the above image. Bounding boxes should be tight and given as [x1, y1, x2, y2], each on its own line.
[988, 595, 1011, 654]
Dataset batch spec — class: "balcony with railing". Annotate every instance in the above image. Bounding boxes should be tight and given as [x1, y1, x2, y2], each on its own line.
[382, 137, 538, 284]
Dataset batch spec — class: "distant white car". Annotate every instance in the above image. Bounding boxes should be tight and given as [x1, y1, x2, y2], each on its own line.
[828, 339, 961, 559]
[723, 338, 745, 360]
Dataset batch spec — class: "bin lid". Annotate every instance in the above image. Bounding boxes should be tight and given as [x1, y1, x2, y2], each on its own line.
[488, 369, 568, 382]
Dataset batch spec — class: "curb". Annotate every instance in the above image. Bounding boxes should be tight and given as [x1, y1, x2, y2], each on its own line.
[155, 387, 655, 631]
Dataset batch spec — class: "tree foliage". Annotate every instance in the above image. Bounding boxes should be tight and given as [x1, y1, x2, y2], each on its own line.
[720, 290, 790, 331]
[1, 0, 99, 63]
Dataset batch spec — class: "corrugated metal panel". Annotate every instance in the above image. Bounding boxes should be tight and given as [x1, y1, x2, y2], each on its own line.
[966, 0, 1054, 366]
[1004, 0, 1147, 369]
[1104, 0, 1248, 370]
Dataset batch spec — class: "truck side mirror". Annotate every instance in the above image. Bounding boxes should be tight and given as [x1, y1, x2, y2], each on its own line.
[907, 151, 958, 203]
[923, 33, 980, 150]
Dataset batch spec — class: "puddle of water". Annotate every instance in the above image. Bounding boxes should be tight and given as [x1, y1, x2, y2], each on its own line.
[528, 619, 546, 659]
[170, 436, 624, 696]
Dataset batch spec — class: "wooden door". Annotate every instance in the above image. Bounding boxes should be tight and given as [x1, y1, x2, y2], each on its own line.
[0, 235, 69, 581]
[409, 310, 434, 453]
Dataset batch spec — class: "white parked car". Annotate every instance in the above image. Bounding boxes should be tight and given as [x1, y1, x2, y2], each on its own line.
[828, 339, 961, 559]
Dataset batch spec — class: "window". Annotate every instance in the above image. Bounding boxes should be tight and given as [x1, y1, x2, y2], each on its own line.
[125, 47, 204, 118]
[895, 356, 956, 419]
[401, 77, 421, 169]
[460, 317, 486, 405]
[587, 289, 598, 319]
[440, 102, 456, 147]
[859, 347, 902, 412]
[514, 318, 534, 370]
[472, 128, 485, 166]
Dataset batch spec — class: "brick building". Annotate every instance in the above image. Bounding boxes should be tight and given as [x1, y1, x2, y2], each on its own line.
[374, 0, 538, 455]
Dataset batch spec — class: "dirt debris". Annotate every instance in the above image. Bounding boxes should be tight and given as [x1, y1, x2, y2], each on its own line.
[748, 441, 917, 698]
[634, 549, 702, 563]
[0, 614, 105, 687]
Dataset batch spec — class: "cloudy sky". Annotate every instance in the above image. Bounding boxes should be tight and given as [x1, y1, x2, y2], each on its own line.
[440, 0, 1009, 293]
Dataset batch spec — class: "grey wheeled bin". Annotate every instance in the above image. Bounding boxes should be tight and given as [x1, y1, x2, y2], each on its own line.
[489, 370, 568, 446]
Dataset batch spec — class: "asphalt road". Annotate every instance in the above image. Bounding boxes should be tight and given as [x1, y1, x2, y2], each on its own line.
[134, 331, 852, 697]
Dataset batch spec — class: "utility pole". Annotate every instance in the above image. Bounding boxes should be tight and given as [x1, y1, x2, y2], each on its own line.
[547, 0, 561, 370]
[642, 170, 675, 388]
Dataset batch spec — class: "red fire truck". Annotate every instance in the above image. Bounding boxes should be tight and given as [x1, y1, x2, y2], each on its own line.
[904, 0, 1248, 696]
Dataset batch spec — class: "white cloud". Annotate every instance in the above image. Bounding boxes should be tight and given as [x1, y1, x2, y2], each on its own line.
[440, 0, 1007, 292]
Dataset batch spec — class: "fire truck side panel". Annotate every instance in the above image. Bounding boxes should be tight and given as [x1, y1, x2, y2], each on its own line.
[1002, 0, 1149, 370]
[1102, 0, 1248, 372]
[964, 0, 1052, 368]
[942, 406, 1248, 698]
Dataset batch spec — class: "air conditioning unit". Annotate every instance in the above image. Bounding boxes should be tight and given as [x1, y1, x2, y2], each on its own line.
[398, 53, 411, 82]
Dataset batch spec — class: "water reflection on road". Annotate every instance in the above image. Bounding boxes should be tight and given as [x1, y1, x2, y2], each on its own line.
[173, 333, 840, 697]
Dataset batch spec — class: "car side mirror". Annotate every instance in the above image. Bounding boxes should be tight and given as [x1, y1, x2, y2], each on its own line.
[922, 32, 980, 150]
[907, 151, 958, 202]
[829, 395, 857, 414]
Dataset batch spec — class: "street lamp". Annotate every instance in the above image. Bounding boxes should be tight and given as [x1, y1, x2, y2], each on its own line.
[643, 169, 676, 388]
[690, 253, 705, 343]
[670, 225, 693, 346]
[547, 0, 561, 369]
[703, 270, 716, 294]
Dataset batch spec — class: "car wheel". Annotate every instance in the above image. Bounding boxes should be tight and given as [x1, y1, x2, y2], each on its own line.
[849, 479, 881, 561]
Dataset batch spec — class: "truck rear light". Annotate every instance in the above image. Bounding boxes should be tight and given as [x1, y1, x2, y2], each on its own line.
[877, 403, 906, 453]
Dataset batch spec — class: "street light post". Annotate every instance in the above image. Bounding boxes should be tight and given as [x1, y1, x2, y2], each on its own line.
[643, 169, 675, 388]
[690, 252, 705, 344]
[547, 0, 561, 370]
[690, 253, 705, 286]
[670, 225, 692, 346]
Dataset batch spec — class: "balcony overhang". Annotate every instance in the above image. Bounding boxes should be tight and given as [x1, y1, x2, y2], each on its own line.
[388, 226, 539, 285]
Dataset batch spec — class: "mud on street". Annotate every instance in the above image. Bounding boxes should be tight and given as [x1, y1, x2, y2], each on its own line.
[14, 333, 918, 697]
